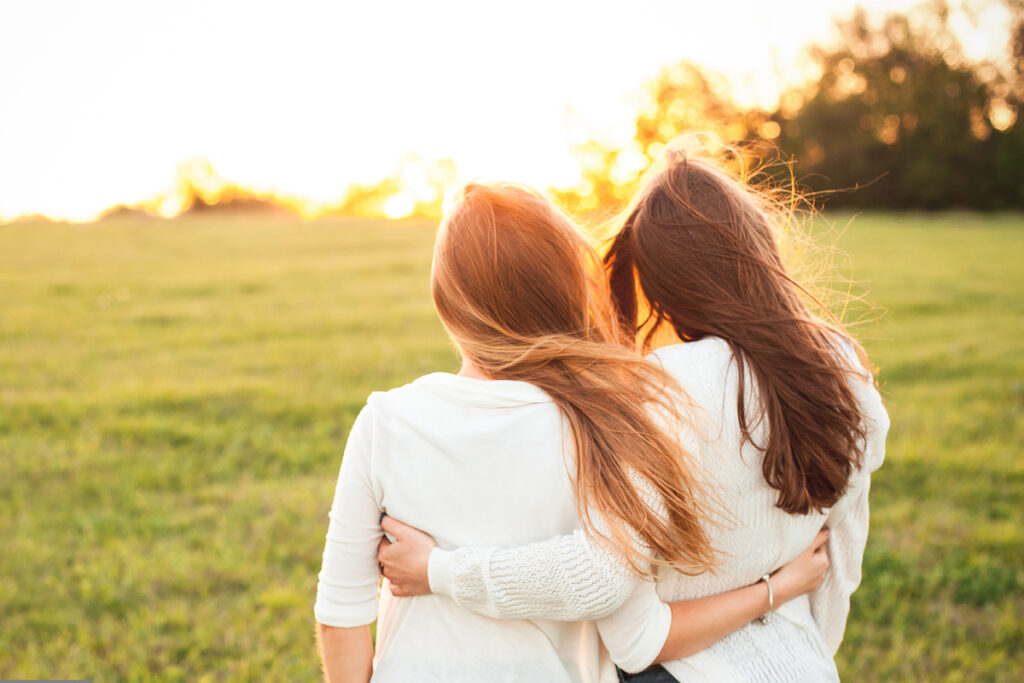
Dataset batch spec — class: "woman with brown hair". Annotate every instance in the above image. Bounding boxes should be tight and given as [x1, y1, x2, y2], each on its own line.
[377, 150, 889, 681]
[314, 181, 832, 682]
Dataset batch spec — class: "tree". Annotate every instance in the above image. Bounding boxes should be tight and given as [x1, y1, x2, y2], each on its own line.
[554, 62, 771, 218]
[771, 2, 1024, 208]
[556, 1, 1024, 213]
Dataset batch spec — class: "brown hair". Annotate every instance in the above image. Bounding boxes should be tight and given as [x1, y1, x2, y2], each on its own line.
[606, 150, 868, 515]
[432, 182, 715, 575]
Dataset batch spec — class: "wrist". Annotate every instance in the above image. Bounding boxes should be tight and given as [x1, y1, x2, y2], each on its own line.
[757, 574, 775, 624]
[769, 570, 797, 605]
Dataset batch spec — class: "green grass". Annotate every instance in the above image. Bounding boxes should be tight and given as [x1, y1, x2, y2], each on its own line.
[1, 212, 1021, 681]
[828, 212, 1024, 680]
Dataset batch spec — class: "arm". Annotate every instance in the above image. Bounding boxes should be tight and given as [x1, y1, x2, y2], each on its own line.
[599, 530, 831, 672]
[317, 624, 373, 683]
[379, 519, 831, 672]
[314, 405, 384, 681]
[378, 471, 683, 621]
[809, 361, 890, 653]
[380, 515, 637, 620]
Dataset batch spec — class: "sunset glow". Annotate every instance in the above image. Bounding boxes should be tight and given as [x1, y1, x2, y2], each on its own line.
[0, 0, 1010, 221]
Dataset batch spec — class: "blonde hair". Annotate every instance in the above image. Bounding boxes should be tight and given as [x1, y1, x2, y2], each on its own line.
[431, 182, 715, 575]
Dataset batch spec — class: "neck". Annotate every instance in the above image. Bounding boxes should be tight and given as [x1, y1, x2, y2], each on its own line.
[457, 358, 491, 380]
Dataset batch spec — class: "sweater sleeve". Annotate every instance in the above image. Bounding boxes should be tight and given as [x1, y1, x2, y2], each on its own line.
[596, 578, 673, 673]
[314, 404, 384, 627]
[427, 522, 639, 621]
[809, 355, 890, 653]
[426, 471, 671, 625]
[427, 522, 670, 672]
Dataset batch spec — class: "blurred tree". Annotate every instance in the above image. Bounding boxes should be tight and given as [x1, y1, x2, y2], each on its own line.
[557, 1, 1024, 213]
[333, 154, 457, 219]
[169, 158, 297, 216]
[771, 1, 1024, 208]
[554, 62, 771, 218]
[632, 62, 770, 166]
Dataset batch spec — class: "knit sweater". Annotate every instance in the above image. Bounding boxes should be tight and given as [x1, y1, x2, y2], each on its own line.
[314, 372, 669, 682]
[427, 337, 890, 681]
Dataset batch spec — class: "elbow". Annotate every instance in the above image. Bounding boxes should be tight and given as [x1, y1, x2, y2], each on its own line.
[316, 621, 347, 651]
[615, 650, 660, 675]
[318, 621, 342, 635]
[616, 662, 650, 676]
[316, 621, 374, 683]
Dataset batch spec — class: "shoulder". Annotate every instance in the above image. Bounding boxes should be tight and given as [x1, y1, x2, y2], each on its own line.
[346, 374, 449, 434]
[648, 337, 735, 373]
[647, 337, 738, 395]
[342, 376, 443, 462]
[825, 330, 873, 381]
[360, 373, 444, 423]
[825, 331, 890, 471]
[646, 338, 741, 429]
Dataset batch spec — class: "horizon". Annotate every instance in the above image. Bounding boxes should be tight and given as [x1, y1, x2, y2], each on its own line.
[0, 0, 1011, 222]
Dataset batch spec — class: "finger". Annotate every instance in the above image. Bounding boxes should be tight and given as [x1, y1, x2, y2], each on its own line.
[381, 515, 411, 539]
[811, 529, 830, 551]
[377, 537, 391, 561]
[378, 538, 396, 562]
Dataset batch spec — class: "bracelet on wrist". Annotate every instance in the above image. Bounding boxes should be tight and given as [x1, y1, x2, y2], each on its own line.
[758, 573, 774, 625]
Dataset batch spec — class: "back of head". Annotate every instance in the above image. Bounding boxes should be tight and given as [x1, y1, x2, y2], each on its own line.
[433, 182, 715, 575]
[606, 149, 869, 514]
[432, 183, 615, 364]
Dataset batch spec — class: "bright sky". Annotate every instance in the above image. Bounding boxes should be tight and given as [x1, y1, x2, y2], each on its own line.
[0, 0, 1009, 220]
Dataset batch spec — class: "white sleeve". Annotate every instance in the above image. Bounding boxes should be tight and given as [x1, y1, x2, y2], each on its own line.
[596, 578, 672, 673]
[314, 404, 384, 627]
[810, 358, 890, 653]
[426, 472, 670, 623]
[427, 524, 639, 621]
[428, 526, 670, 671]
[426, 475, 673, 670]
[810, 473, 871, 654]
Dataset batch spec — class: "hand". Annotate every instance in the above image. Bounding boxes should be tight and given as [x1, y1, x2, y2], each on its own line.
[377, 515, 437, 597]
[770, 529, 830, 604]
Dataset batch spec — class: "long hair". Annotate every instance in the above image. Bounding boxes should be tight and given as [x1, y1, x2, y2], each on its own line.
[606, 150, 868, 515]
[432, 182, 715, 575]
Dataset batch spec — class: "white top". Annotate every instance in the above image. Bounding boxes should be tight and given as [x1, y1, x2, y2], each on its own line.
[427, 337, 890, 681]
[314, 372, 670, 683]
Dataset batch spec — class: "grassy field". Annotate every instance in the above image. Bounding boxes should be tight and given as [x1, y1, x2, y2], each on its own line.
[1, 212, 1021, 681]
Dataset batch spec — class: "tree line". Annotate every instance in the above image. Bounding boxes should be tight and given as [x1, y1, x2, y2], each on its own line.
[558, 1, 1024, 212]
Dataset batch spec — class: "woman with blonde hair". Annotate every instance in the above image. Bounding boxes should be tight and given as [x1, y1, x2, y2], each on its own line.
[377, 150, 889, 682]
[314, 181, 831, 682]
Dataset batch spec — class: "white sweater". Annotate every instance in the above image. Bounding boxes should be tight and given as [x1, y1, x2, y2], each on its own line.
[314, 372, 669, 682]
[427, 337, 890, 681]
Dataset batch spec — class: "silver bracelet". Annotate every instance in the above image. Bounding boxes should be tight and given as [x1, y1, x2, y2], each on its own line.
[758, 573, 774, 624]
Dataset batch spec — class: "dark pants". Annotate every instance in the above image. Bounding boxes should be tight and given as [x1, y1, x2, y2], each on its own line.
[617, 665, 679, 682]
